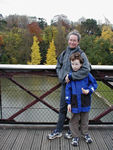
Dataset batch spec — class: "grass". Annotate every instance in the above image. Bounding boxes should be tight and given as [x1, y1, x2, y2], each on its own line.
[96, 81, 113, 105]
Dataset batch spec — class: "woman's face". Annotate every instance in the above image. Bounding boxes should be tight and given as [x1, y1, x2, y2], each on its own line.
[68, 35, 79, 49]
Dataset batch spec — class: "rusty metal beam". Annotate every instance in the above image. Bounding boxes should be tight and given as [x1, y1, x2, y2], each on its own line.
[7, 77, 64, 121]
[93, 105, 113, 121]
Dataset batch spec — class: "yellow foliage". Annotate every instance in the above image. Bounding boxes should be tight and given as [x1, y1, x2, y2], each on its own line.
[27, 61, 32, 65]
[46, 39, 57, 65]
[28, 36, 41, 65]
[11, 57, 17, 64]
[101, 25, 113, 42]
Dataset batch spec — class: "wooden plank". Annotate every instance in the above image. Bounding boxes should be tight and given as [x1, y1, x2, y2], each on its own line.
[50, 136, 60, 150]
[107, 128, 113, 139]
[91, 129, 109, 150]
[61, 130, 77, 150]
[79, 137, 89, 150]
[0, 127, 112, 150]
[88, 129, 99, 150]
[31, 129, 43, 150]
[20, 129, 35, 150]
[0, 128, 12, 149]
[41, 129, 51, 150]
[61, 135, 70, 150]
[1, 129, 20, 150]
[11, 129, 27, 150]
[100, 129, 113, 150]
[0, 129, 4, 135]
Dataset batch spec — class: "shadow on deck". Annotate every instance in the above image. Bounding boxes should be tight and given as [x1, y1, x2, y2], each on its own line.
[0, 125, 113, 150]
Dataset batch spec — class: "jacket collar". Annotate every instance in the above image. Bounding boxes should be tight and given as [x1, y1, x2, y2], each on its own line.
[67, 46, 80, 51]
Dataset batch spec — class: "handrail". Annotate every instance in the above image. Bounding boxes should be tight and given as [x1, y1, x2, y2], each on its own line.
[0, 64, 113, 70]
[0, 64, 56, 70]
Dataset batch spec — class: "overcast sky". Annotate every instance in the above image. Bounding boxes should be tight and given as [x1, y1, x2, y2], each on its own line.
[0, 0, 113, 24]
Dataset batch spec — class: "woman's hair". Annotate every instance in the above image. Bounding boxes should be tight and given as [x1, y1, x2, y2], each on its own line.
[67, 29, 81, 42]
[70, 52, 84, 64]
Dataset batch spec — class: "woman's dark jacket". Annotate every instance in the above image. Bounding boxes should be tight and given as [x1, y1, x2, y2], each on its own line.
[56, 46, 90, 84]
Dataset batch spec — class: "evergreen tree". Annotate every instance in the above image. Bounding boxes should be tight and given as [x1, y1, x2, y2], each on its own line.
[28, 36, 41, 64]
[46, 39, 57, 65]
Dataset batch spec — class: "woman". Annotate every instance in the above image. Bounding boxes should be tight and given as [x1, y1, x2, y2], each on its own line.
[47, 30, 90, 140]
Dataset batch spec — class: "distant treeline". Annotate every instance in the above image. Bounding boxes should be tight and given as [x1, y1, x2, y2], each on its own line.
[0, 14, 113, 65]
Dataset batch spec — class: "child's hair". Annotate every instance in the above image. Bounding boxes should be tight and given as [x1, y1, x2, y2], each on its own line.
[70, 52, 84, 64]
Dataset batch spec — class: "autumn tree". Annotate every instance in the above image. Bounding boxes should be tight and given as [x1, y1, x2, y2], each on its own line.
[4, 31, 22, 64]
[54, 21, 67, 56]
[46, 39, 57, 65]
[101, 25, 113, 43]
[20, 29, 33, 64]
[43, 26, 57, 43]
[28, 22, 42, 42]
[92, 37, 113, 64]
[42, 26, 58, 64]
[51, 14, 70, 27]
[2, 28, 33, 64]
[0, 35, 8, 63]
[0, 20, 7, 31]
[99, 25, 113, 54]
[0, 35, 4, 46]
[80, 34, 113, 65]
[6, 15, 29, 29]
[28, 36, 41, 64]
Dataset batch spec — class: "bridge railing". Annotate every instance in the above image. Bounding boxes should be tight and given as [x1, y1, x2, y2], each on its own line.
[0, 65, 113, 124]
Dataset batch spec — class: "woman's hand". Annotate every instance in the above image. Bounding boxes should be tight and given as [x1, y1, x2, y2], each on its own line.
[67, 104, 71, 112]
[82, 88, 89, 95]
[65, 74, 70, 83]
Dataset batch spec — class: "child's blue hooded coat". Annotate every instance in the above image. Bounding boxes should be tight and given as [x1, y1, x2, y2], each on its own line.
[65, 73, 98, 113]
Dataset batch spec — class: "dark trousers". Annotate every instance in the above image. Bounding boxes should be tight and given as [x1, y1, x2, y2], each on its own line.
[56, 84, 67, 132]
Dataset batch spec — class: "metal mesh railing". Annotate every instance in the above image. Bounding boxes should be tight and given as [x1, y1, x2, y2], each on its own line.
[0, 65, 113, 124]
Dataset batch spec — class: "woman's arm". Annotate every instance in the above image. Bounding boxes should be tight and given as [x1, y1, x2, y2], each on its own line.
[69, 52, 91, 80]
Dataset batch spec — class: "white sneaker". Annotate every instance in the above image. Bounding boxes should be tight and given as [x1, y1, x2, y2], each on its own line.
[47, 129, 62, 140]
[64, 130, 72, 139]
[84, 134, 93, 143]
[71, 137, 79, 146]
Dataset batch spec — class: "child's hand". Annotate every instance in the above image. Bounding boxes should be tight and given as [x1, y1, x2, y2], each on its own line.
[65, 74, 70, 83]
[67, 104, 71, 112]
[82, 88, 89, 95]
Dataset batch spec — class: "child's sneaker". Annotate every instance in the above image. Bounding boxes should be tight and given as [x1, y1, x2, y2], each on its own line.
[47, 129, 62, 140]
[64, 130, 72, 139]
[71, 137, 79, 146]
[84, 134, 93, 143]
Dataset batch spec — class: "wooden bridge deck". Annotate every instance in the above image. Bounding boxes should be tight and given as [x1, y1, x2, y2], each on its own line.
[0, 126, 113, 150]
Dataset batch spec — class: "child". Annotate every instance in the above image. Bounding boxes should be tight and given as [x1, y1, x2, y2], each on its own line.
[65, 52, 98, 146]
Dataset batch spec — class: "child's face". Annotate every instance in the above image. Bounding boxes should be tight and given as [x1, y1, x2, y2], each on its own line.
[71, 59, 82, 71]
